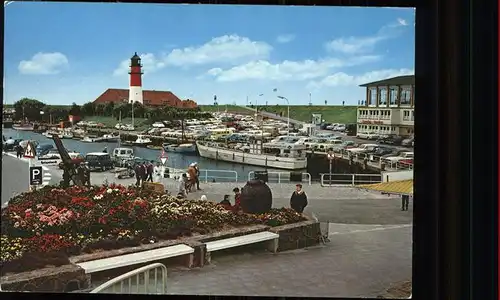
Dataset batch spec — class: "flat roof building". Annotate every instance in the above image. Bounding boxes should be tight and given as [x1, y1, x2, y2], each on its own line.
[357, 75, 415, 137]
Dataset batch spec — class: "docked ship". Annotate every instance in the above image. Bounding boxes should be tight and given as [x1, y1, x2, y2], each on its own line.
[195, 140, 307, 170]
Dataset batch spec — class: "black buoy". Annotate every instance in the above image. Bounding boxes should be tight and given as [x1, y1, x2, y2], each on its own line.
[240, 179, 273, 214]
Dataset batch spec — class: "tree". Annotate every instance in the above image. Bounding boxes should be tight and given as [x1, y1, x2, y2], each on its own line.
[132, 102, 145, 118]
[69, 102, 81, 116]
[81, 102, 95, 116]
[13, 98, 46, 121]
[104, 102, 115, 117]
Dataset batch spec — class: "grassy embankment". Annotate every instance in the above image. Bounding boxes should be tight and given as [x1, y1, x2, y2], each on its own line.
[200, 105, 358, 124]
[82, 116, 150, 131]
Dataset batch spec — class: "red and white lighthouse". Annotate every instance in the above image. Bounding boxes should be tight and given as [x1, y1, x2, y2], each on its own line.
[128, 52, 143, 104]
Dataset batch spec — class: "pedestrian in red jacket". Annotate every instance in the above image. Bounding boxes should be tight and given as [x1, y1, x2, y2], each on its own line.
[233, 187, 242, 212]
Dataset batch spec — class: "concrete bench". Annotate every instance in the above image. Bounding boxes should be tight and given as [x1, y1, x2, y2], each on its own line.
[204, 231, 279, 263]
[76, 244, 194, 274]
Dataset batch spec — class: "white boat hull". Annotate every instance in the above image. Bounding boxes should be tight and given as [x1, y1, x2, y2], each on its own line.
[165, 144, 197, 154]
[196, 142, 307, 170]
[13, 125, 34, 131]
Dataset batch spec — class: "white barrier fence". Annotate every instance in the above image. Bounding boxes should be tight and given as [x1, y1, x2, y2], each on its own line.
[90, 263, 168, 294]
[310, 149, 413, 171]
[166, 168, 238, 183]
[247, 171, 312, 185]
[320, 173, 382, 186]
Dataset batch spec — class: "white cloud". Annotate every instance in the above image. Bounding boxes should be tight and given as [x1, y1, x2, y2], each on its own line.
[112, 35, 273, 75]
[18, 52, 69, 75]
[207, 55, 381, 82]
[113, 53, 165, 76]
[397, 18, 409, 26]
[164, 35, 272, 67]
[307, 68, 414, 89]
[325, 19, 409, 55]
[276, 34, 295, 44]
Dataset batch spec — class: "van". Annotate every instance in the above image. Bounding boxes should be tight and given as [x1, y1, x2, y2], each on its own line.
[85, 152, 114, 171]
[36, 144, 54, 157]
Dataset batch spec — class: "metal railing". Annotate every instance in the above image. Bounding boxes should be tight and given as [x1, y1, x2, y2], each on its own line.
[90, 263, 167, 294]
[247, 171, 312, 185]
[200, 169, 238, 183]
[166, 168, 238, 183]
[320, 173, 382, 186]
[309, 149, 413, 171]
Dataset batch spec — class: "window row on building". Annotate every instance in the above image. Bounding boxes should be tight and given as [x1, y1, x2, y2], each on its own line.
[367, 85, 415, 107]
[357, 124, 415, 137]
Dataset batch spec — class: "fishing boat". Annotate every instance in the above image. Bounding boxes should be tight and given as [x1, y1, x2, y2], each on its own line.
[12, 123, 34, 131]
[102, 133, 120, 142]
[62, 131, 74, 139]
[196, 140, 307, 170]
[164, 143, 197, 154]
[133, 135, 152, 146]
[42, 130, 63, 139]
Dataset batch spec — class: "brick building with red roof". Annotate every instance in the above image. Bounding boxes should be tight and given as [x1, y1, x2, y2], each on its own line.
[93, 88, 197, 109]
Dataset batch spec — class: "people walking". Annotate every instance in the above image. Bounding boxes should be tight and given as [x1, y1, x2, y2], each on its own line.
[141, 162, 148, 184]
[135, 162, 144, 187]
[290, 184, 308, 213]
[146, 160, 154, 182]
[15, 145, 23, 158]
[83, 162, 91, 187]
[193, 162, 201, 190]
[153, 163, 161, 182]
[178, 173, 188, 198]
[401, 194, 410, 211]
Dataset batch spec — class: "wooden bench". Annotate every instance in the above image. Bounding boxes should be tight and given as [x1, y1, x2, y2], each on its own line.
[76, 244, 195, 274]
[204, 231, 280, 263]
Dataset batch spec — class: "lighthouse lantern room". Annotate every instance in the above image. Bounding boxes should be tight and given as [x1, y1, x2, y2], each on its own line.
[128, 52, 144, 104]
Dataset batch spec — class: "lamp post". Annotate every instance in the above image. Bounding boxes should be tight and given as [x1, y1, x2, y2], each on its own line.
[277, 95, 290, 135]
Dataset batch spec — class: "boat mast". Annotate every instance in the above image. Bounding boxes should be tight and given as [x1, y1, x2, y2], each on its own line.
[118, 110, 122, 147]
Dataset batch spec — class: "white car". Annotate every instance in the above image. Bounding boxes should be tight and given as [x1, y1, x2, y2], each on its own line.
[357, 132, 373, 139]
[347, 143, 379, 154]
[334, 124, 346, 131]
[381, 151, 414, 165]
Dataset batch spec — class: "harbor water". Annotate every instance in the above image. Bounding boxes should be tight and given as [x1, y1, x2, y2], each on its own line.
[2, 129, 288, 182]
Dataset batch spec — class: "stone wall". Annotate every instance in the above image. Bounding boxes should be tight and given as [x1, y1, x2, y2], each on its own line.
[269, 220, 321, 251]
[1, 264, 89, 292]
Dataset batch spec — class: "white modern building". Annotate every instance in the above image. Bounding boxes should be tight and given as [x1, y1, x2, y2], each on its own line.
[357, 75, 415, 137]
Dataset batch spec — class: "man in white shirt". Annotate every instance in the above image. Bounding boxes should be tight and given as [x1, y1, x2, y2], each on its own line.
[177, 173, 188, 198]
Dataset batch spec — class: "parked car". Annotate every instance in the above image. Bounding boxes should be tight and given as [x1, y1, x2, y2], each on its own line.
[381, 151, 414, 167]
[347, 143, 379, 155]
[320, 123, 332, 130]
[397, 158, 414, 169]
[85, 152, 114, 171]
[357, 131, 379, 140]
[369, 146, 395, 161]
[334, 124, 346, 131]
[377, 134, 404, 145]
[333, 140, 356, 152]
[36, 143, 54, 157]
[401, 136, 415, 147]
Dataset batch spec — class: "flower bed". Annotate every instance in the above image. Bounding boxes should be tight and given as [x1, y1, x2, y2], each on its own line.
[1, 184, 306, 275]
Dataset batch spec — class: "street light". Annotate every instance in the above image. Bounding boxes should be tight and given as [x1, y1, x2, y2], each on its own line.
[277, 95, 290, 135]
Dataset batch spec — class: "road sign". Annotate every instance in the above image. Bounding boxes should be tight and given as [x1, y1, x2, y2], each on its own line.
[159, 149, 168, 165]
[30, 166, 43, 185]
[23, 141, 36, 158]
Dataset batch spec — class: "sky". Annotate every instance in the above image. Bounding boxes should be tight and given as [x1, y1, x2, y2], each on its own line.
[3, 3, 415, 106]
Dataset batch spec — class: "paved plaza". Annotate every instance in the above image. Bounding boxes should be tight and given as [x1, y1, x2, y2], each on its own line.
[2, 154, 413, 297]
